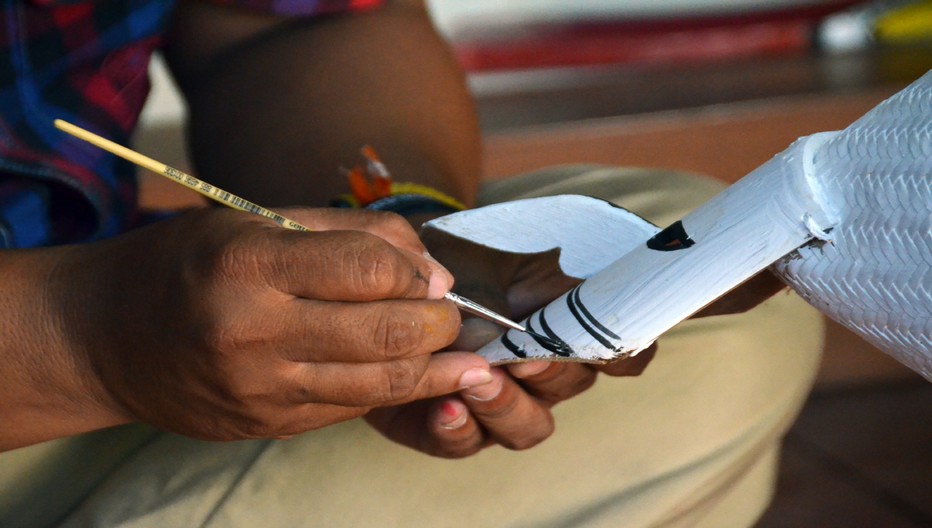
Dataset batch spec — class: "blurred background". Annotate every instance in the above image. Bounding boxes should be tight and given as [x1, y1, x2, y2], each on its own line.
[137, 1, 932, 526]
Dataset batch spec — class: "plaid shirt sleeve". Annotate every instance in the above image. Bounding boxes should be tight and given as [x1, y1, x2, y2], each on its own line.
[0, 0, 382, 249]
[206, 0, 381, 15]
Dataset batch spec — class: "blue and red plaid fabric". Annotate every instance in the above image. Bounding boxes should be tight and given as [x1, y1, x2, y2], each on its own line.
[0, 0, 380, 249]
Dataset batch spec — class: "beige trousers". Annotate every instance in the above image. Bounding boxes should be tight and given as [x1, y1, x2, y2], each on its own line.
[0, 167, 823, 528]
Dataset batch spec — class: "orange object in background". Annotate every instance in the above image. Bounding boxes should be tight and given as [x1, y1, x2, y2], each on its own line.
[342, 146, 394, 206]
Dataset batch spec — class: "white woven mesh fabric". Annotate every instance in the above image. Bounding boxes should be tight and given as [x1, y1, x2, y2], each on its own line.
[772, 71, 932, 381]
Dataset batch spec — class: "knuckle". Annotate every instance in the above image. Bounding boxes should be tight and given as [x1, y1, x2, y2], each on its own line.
[532, 362, 567, 382]
[281, 363, 318, 404]
[198, 228, 264, 282]
[238, 413, 286, 439]
[195, 415, 234, 441]
[575, 370, 599, 392]
[200, 314, 261, 356]
[379, 357, 427, 402]
[379, 211, 412, 233]
[288, 381, 317, 404]
[349, 240, 404, 296]
[428, 421, 487, 459]
[479, 389, 521, 420]
[371, 309, 424, 358]
[546, 369, 598, 402]
[200, 321, 236, 354]
[221, 375, 269, 410]
[236, 405, 290, 438]
[501, 416, 554, 451]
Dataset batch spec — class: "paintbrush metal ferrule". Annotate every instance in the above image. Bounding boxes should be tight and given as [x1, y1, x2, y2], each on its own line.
[444, 292, 571, 352]
[444, 291, 526, 333]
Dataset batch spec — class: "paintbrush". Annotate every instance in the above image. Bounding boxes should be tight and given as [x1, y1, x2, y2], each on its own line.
[53, 119, 560, 344]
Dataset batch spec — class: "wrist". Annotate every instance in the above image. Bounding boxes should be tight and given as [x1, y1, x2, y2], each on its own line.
[0, 246, 129, 450]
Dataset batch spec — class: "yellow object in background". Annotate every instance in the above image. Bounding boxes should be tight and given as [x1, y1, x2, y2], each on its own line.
[876, 1, 932, 44]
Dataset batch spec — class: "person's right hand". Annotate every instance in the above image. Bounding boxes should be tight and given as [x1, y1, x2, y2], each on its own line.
[52, 208, 491, 441]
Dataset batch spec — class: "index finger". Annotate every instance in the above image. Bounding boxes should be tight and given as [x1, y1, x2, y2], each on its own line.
[277, 298, 461, 363]
[260, 227, 447, 301]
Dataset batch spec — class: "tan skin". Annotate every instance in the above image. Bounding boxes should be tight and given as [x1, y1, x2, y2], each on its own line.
[166, 0, 659, 456]
[368, 239, 659, 457]
[0, 206, 494, 451]
[0, 0, 779, 454]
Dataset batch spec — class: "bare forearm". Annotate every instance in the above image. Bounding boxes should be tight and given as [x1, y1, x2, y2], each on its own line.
[0, 207, 487, 450]
[166, 0, 481, 208]
[0, 249, 126, 451]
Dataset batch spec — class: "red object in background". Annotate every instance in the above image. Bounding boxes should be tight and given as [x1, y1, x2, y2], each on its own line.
[453, 1, 861, 71]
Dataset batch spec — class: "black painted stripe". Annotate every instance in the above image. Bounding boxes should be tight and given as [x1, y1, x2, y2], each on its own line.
[566, 286, 618, 351]
[526, 313, 572, 356]
[536, 307, 573, 356]
[500, 332, 526, 358]
[572, 286, 621, 340]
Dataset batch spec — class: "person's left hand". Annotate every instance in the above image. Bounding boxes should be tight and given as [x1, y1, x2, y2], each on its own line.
[365, 223, 787, 458]
[365, 233, 655, 458]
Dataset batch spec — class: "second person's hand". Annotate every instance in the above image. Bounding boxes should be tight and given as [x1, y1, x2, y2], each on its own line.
[366, 233, 654, 458]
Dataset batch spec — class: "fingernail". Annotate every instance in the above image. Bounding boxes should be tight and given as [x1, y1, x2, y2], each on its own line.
[458, 367, 493, 389]
[462, 373, 503, 402]
[509, 361, 551, 378]
[439, 400, 468, 430]
[424, 252, 453, 300]
[428, 271, 448, 300]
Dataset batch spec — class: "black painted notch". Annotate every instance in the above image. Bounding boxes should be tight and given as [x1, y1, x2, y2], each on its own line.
[646, 220, 695, 251]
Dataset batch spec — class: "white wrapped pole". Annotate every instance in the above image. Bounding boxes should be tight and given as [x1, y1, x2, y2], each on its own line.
[771, 72, 932, 379]
[427, 72, 932, 379]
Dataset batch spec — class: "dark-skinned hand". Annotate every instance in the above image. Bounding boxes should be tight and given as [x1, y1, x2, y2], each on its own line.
[47, 208, 493, 442]
[366, 228, 785, 458]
